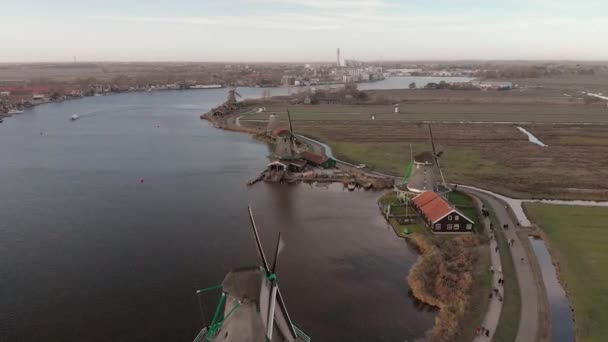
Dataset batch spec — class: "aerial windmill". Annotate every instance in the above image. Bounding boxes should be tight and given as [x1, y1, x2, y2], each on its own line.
[286, 109, 299, 153]
[227, 88, 242, 107]
[211, 88, 243, 116]
[427, 125, 448, 190]
[404, 124, 450, 194]
[192, 207, 309, 342]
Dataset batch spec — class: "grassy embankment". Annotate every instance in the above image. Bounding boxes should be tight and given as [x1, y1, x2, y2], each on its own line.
[484, 200, 521, 342]
[445, 191, 492, 342]
[408, 233, 486, 341]
[379, 190, 491, 341]
[525, 203, 608, 342]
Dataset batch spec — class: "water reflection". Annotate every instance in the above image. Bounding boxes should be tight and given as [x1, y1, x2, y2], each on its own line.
[528, 236, 574, 342]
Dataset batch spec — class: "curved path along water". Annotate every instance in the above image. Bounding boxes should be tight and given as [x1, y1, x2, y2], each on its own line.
[461, 188, 543, 342]
[471, 195, 504, 342]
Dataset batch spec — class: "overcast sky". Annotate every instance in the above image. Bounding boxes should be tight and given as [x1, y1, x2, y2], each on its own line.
[1, 0, 607, 62]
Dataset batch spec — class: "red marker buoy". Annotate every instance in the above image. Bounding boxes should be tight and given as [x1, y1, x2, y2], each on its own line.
[139, 178, 144, 183]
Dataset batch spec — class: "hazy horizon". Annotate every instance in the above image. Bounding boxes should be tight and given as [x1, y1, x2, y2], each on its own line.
[2, 0, 608, 63]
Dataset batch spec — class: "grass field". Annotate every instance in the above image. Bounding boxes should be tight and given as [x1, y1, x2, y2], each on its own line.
[378, 192, 427, 236]
[297, 123, 608, 200]
[244, 100, 608, 123]
[240, 88, 608, 199]
[525, 203, 608, 342]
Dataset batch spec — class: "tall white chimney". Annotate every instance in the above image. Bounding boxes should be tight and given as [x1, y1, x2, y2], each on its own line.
[337, 48, 341, 67]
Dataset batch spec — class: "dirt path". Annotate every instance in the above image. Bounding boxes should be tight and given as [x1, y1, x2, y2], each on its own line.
[463, 188, 549, 342]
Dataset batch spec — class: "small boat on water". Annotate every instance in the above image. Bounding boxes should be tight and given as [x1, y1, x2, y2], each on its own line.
[8, 109, 24, 114]
[347, 182, 356, 191]
[70, 114, 80, 121]
[0, 118, 3, 123]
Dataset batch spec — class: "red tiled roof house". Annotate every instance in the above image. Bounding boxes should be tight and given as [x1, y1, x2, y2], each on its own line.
[411, 191, 475, 233]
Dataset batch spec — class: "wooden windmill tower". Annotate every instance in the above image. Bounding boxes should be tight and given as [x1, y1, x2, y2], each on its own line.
[192, 208, 310, 342]
[404, 124, 450, 194]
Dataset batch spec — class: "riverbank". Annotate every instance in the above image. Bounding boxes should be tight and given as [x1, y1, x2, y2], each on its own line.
[0, 86, 233, 119]
[525, 203, 608, 341]
[377, 189, 495, 341]
[407, 232, 487, 341]
[203, 103, 395, 190]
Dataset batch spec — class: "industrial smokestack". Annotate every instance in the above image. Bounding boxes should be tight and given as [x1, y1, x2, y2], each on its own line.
[337, 48, 341, 67]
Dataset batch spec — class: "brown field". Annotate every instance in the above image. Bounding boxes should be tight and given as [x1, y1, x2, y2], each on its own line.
[509, 75, 608, 93]
[241, 112, 608, 199]
[364, 87, 588, 105]
[239, 85, 608, 200]
[249, 101, 608, 124]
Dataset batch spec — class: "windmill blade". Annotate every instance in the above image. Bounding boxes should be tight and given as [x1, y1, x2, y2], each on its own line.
[271, 232, 284, 274]
[428, 124, 437, 157]
[247, 206, 270, 273]
[276, 288, 297, 337]
[435, 157, 448, 186]
[286, 109, 294, 134]
[265, 282, 279, 340]
[427, 125, 448, 187]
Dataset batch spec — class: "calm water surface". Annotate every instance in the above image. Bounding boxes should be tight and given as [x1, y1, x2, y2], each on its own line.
[0, 89, 434, 341]
[528, 237, 574, 342]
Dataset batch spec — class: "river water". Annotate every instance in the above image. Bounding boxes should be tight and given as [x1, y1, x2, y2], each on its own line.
[0, 89, 434, 342]
[528, 237, 575, 342]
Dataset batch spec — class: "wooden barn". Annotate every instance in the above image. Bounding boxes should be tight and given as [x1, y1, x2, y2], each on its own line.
[411, 191, 474, 233]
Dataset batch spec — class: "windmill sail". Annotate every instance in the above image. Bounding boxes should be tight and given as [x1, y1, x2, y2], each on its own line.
[192, 208, 308, 342]
[428, 125, 447, 187]
[286, 109, 294, 134]
[403, 160, 414, 181]
[286, 109, 297, 154]
[403, 144, 414, 181]
[248, 206, 270, 272]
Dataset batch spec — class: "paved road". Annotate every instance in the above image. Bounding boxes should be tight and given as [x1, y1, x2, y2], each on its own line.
[471, 195, 503, 342]
[464, 188, 542, 342]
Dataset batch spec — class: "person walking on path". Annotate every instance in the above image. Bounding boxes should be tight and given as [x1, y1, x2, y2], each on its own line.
[462, 187, 544, 342]
[472, 196, 504, 342]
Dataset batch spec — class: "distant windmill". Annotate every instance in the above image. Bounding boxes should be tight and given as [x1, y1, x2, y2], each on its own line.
[271, 109, 298, 160]
[286, 109, 298, 153]
[192, 207, 310, 342]
[227, 87, 242, 107]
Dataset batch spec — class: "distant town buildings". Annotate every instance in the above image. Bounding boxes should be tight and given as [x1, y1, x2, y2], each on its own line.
[472, 81, 513, 91]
